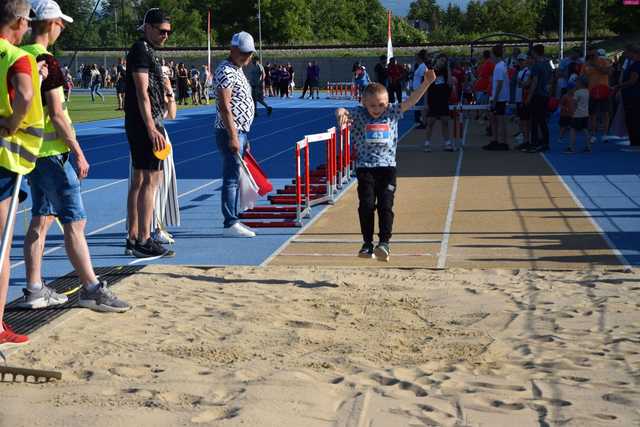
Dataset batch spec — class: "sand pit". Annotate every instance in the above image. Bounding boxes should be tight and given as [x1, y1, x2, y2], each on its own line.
[1, 265, 639, 426]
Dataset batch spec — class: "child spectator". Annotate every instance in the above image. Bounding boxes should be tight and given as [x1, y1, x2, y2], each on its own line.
[334, 68, 436, 261]
[558, 83, 576, 143]
[565, 77, 591, 154]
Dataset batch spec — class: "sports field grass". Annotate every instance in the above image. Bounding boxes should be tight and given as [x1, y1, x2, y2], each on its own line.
[67, 93, 209, 123]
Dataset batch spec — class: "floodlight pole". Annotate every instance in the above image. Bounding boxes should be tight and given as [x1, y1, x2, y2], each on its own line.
[258, 0, 263, 63]
[559, 0, 564, 59]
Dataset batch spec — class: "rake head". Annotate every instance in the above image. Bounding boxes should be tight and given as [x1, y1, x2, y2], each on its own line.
[0, 350, 62, 383]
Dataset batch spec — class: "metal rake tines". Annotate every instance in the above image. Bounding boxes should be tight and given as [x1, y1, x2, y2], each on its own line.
[0, 366, 62, 383]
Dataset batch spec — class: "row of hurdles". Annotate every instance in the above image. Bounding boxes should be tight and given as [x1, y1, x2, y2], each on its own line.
[239, 126, 353, 229]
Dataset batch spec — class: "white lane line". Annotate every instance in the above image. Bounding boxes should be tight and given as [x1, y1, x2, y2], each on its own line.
[541, 154, 632, 271]
[291, 239, 439, 244]
[279, 253, 435, 257]
[260, 123, 417, 267]
[436, 117, 469, 269]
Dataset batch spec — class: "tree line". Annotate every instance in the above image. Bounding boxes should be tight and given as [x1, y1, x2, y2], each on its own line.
[53, 0, 638, 51]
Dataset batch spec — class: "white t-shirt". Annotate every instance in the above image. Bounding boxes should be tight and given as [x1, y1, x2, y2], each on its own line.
[573, 88, 589, 118]
[412, 63, 427, 90]
[491, 60, 510, 102]
[515, 67, 529, 103]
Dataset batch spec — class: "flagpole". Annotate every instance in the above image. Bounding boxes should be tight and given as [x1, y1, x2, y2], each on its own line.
[386, 10, 393, 65]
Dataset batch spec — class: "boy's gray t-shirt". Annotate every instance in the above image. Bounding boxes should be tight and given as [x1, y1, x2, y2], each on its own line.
[349, 103, 404, 168]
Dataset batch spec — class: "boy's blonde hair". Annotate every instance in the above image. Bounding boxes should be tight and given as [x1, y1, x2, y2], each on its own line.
[362, 82, 388, 99]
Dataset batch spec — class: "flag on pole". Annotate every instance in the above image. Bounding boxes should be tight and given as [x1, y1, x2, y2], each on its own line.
[386, 10, 394, 64]
[207, 9, 212, 72]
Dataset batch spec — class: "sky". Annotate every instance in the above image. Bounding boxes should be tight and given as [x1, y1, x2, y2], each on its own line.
[380, 0, 471, 17]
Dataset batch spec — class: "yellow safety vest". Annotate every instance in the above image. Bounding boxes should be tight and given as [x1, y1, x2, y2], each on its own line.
[21, 43, 71, 157]
[0, 38, 44, 175]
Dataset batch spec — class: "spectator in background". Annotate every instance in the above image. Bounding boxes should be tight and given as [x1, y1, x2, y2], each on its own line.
[308, 60, 320, 99]
[264, 62, 273, 97]
[387, 57, 404, 103]
[62, 65, 73, 101]
[424, 54, 454, 152]
[474, 50, 494, 106]
[412, 49, 428, 127]
[374, 54, 388, 86]
[190, 67, 201, 105]
[484, 44, 510, 151]
[115, 57, 126, 110]
[514, 54, 531, 149]
[582, 46, 613, 143]
[354, 64, 369, 100]
[279, 64, 290, 98]
[270, 64, 280, 97]
[287, 63, 295, 96]
[613, 45, 640, 147]
[300, 61, 314, 99]
[249, 57, 272, 116]
[176, 62, 189, 105]
[200, 64, 211, 104]
[525, 44, 552, 153]
[89, 64, 104, 102]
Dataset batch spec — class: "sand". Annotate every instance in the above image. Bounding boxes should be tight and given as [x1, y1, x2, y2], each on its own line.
[1, 265, 639, 426]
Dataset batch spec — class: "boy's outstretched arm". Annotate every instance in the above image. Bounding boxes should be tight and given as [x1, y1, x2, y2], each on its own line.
[401, 69, 436, 113]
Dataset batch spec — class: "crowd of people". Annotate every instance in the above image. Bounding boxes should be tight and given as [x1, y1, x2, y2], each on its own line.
[369, 42, 640, 153]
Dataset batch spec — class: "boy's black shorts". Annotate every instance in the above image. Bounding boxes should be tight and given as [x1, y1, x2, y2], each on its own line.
[559, 116, 572, 128]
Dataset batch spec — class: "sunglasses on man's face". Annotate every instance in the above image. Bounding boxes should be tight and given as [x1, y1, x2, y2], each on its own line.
[153, 26, 172, 36]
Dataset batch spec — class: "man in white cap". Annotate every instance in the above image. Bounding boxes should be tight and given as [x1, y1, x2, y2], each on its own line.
[213, 31, 257, 237]
[18, 0, 130, 313]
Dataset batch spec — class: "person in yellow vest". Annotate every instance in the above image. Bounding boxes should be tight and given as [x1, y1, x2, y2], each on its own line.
[0, 0, 42, 349]
[17, 0, 130, 313]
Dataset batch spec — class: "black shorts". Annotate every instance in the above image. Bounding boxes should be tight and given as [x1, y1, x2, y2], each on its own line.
[126, 122, 164, 171]
[517, 103, 530, 120]
[559, 116, 572, 128]
[309, 78, 319, 88]
[492, 101, 507, 116]
[571, 117, 589, 131]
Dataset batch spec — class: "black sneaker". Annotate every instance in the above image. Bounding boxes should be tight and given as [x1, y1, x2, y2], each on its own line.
[516, 143, 531, 152]
[267, 106, 273, 116]
[358, 242, 375, 259]
[125, 238, 136, 256]
[374, 243, 390, 262]
[132, 239, 175, 258]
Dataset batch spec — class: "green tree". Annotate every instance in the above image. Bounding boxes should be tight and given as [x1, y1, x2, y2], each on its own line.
[407, 0, 441, 31]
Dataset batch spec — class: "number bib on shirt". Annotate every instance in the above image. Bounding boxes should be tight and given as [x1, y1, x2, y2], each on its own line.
[365, 123, 392, 145]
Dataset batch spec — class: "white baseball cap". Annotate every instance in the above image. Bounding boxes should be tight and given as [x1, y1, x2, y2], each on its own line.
[231, 32, 256, 53]
[30, 0, 74, 23]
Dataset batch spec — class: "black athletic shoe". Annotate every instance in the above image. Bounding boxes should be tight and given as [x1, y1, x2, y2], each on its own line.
[516, 143, 531, 152]
[132, 239, 175, 258]
[267, 106, 273, 116]
[374, 243, 390, 262]
[358, 243, 375, 259]
[125, 238, 136, 256]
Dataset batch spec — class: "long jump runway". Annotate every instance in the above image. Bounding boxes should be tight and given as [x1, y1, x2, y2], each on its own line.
[270, 113, 639, 269]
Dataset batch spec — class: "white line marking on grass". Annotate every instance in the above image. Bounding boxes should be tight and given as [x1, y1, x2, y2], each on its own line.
[541, 153, 633, 271]
[436, 118, 468, 269]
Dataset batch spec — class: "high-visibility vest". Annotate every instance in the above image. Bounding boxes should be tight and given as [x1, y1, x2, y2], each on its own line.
[0, 38, 44, 175]
[21, 43, 71, 158]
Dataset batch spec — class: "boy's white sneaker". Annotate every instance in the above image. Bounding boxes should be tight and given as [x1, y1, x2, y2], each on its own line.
[423, 142, 432, 152]
[223, 223, 256, 238]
